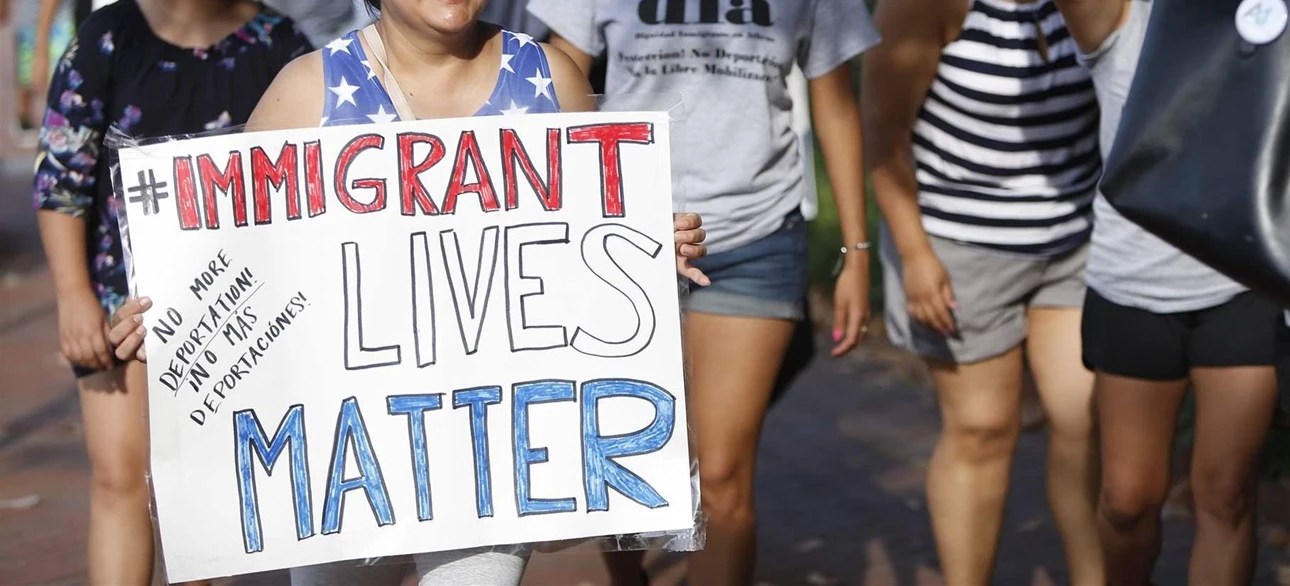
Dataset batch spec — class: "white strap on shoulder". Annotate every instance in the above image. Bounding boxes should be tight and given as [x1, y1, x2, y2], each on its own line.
[360, 24, 417, 121]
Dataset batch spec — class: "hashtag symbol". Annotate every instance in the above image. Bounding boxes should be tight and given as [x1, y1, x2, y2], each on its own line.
[126, 169, 170, 216]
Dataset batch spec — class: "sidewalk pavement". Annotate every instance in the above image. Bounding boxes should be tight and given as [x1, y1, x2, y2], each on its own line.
[4, 157, 1290, 585]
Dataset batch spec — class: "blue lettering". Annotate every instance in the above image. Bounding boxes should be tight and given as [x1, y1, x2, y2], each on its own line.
[581, 379, 674, 511]
[452, 387, 503, 517]
[513, 380, 578, 516]
[387, 394, 444, 522]
[322, 397, 394, 534]
[234, 405, 313, 553]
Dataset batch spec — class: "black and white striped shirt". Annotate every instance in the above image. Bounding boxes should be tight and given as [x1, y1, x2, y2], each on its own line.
[914, 0, 1100, 256]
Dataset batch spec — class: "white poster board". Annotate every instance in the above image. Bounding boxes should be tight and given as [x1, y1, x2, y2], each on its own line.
[115, 111, 693, 582]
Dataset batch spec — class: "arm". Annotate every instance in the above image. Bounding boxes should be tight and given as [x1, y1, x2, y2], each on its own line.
[30, 0, 60, 87]
[34, 26, 118, 370]
[244, 52, 325, 132]
[809, 63, 871, 356]
[548, 34, 594, 77]
[861, 0, 963, 335]
[1053, 0, 1130, 53]
[545, 41, 595, 113]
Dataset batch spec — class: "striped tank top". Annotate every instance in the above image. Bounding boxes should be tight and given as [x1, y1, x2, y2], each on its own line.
[319, 28, 560, 127]
[914, 0, 1100, 256]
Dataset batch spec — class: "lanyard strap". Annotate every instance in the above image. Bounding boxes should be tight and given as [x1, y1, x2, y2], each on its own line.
[360, 24, 417, 121]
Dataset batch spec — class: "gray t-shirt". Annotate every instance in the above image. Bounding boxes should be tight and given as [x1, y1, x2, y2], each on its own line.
[1082, 0, 1245, 312]
[264, 0, 365, 47]
[528, 0, 879, 254]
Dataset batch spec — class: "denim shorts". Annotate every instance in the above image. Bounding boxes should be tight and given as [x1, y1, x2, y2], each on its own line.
[682, 213, 808, 320]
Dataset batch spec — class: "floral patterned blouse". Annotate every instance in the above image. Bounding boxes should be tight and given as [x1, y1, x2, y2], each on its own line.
[32, 0, 311, 315]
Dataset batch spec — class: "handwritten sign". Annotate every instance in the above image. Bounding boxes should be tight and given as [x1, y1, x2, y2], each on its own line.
[115, 112, 693, 582]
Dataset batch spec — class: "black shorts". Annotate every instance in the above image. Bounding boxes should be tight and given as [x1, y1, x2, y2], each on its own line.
[1082, 289, 1281, 381]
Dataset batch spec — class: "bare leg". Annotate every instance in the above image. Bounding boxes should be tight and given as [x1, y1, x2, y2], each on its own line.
[1094, 372, 1187, 586]
[80, 361, 153, 585]
[1188, 366, 1276, 585]
[1026, 308, 1102, 584]
[683, 312, 795, 586]
[926, 347, 1024, 585]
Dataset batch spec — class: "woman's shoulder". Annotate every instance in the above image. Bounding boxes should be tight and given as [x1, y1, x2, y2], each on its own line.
[536, 39, 595, 113]
[74, 0, 143, 47]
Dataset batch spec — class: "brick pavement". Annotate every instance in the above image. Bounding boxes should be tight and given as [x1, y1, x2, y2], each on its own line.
[4, 158, 1290, 585]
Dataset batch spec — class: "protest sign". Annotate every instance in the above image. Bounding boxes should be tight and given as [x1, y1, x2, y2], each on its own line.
[114, 111, 693, 582]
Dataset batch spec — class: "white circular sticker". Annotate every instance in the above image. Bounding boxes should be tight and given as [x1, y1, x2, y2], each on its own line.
[1236, 0, 1289, 45]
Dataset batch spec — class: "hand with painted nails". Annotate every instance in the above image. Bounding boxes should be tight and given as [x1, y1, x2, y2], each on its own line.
[831, 249, 872, 357]
[107, 297, 153, 362]
[674, 212, 711, 287]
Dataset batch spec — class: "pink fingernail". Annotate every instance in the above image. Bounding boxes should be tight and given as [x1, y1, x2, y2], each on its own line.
[832, 328, 843, 342]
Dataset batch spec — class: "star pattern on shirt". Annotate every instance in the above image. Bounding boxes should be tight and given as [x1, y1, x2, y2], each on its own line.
[500, 52, 515, 73]
[513, 33, 535, 48]
[526, 70, 553, 101]
[360, 59, 376, 80]
[330, 77, 360, 108]
[500, 100, 529, 116]
[326, 37, 353, 56]
[367, 105, 398, 124]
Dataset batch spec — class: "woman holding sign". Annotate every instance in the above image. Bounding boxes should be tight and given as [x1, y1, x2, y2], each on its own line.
[31, 1, 311, 583]
[110, 0, 709, 584]
[527, 1, 880, 583]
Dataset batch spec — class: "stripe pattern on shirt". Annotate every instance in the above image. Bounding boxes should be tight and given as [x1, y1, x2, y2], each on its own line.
[914, 0, 1101, 256]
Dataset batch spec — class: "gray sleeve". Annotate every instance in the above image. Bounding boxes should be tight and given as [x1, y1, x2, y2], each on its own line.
[797, 0, 882, 79]
[527, 0, 604, 57]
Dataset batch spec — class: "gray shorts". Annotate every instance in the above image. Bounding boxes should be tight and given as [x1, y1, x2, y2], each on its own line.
[881, 231, 1088, 365]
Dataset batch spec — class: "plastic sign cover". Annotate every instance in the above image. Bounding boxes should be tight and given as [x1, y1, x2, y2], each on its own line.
[114, 111, 693, 581]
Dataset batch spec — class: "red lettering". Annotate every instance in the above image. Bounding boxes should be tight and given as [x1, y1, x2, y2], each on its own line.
[305, 141, 326, 217]
[173, 156, 201, 230]
[501, 128, 562, 211]
[442, 130, 500, 215]
[334, 134, 387, 214]
[250, 144, 300, 223]
[197, 152, 246, 227]
[567, 123, 654, 217]
[398, 132, 444, 216]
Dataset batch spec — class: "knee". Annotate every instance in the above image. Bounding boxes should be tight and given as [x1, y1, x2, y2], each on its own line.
[1191, 469, 1255, 529]
[1099, 483, 1165, 532]
[942, 418, 1019, 465]
[88, 453, 148, 501]
[697, 454, 754, 524]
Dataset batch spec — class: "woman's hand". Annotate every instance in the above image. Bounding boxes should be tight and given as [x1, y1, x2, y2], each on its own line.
[903, 250, 957, 336]
[57, 289, 114, 371]
[674, 212, 710, 286]
[107, 297, 153, 362]
[831, 256, 872, 357]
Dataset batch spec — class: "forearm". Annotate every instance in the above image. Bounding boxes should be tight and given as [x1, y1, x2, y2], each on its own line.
[810, 80, 868, 249]
[36, 210, 94, 297]
[33, 0, 59, 61]
[869, 151, 933, 259]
